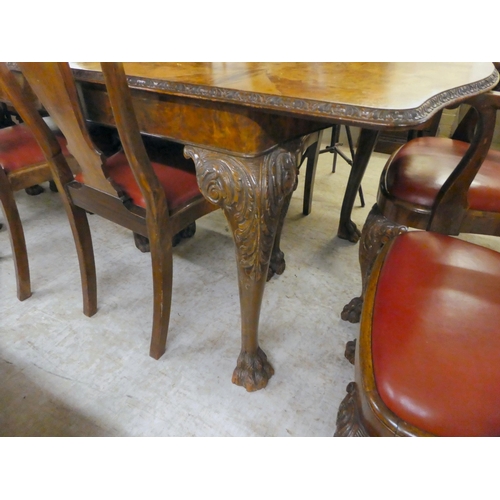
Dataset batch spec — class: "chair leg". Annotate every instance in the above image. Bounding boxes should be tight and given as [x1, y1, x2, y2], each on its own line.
[0, 172, 31, 300]
[25, 184, 45, 196]
[334, 382, 370, 437]
[345, 126, 365, 208]
[302, 136, 321, 216]
[330, 125, 341, 173]
[51, 155, 97, 317]
[134, 222, 198, 253]
[341, 204, 407, 323]
[148, 226, 174, 360]
[65, 205, 97, 317]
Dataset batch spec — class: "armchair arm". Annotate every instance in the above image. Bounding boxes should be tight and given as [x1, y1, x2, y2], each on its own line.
[428, 90, 500, 233]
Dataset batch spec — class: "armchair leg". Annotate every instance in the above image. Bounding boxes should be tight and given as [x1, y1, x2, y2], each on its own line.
[341, 204, 407, 323]
[0, 172, 31, 301]
[148, 228, 173, 360]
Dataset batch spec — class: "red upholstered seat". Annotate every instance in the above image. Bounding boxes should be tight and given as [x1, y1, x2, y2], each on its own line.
[384, 137, 500, 212]
[0, 122, 70, 172]
[372, 231, 500, 436]
[75, 140, 202, 212]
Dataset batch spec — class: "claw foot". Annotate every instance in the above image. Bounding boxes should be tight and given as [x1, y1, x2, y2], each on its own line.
[178, 222, 196, 239]
[344, 339, 356, 365]
[232, 347, 274, 391]
[341, 296, 363, 323]
[133, 232, 150, 253]
[338, 220, 361, 243]
[25, 184, 45, 196]
[267, 250, 286, 281]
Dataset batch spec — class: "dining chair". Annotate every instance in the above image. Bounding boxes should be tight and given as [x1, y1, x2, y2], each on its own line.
[19, 62, 219, 360]
[0, 63, 83, 301]
[335, 230, 500, 436]
[341, 87, 500, 325]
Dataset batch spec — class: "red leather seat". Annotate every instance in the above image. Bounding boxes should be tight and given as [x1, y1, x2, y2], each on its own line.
[0, 122, 70, 172]
[76, 139, 202, 212]
[372, 231, 500, 436]
[384, 136, 500, 212]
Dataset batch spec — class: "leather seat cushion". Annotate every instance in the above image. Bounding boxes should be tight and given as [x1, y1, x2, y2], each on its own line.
[0, 123, 70, 173]
[80, 139, 202, 212]
[384, 137, 500, 212]
[371, 231, 500, 436]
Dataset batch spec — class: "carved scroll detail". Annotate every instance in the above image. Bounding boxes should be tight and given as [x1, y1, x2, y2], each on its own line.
[359, 205, 408, 287]
[341, 204, 408, 323]
[185, 142, 301, 281]
[334, 382, 369, 437]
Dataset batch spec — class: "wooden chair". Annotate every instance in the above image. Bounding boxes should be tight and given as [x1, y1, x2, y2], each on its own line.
[341, 87, 500, 325]
[335, 230, 500, 436]
[18, 62, 219, 360]
[0, 64, 82, 301]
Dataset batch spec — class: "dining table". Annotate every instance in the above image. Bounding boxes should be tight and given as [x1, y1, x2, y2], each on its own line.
[14, 62, 499, 392]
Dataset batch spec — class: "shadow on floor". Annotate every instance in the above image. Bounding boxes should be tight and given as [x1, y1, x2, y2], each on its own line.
[0, 356, 110, 437]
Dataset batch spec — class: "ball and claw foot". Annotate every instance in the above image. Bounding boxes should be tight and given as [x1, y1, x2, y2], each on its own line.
[25, 184, 44, 196]
[267, 250, 286, 281]
[232, 347, 275, 392]
[133, 223, 197, 253]
[133, 233, 151, 253]
[344, 339, 356, 365]
[178, 222, 196, 239]
[338, 219, 361, 243]
[341, 296, 363, 323]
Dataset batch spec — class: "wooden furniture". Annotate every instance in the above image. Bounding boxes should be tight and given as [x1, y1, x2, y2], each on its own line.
[0, 63, 81, 301]
[341, 89, 500, 325]
[301, 126, 365, 218]
[18, 62, 220, 360]
[335, 231, 500, 436]
[12, 62, 496, 391]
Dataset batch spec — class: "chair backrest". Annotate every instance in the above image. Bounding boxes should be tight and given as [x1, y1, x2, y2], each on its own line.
[19, 62, 169, 221]
[18, 62, 117, 196]
[428, 89, 500, 232]
[0, 63, 62, 162]
[100, 63, 167, 220]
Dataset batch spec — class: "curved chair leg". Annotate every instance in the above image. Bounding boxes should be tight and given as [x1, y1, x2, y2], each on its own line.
[341, 204, 408, 323]
[148, 226, 174, 360]
[302, 138, 321, 216]
[0, 171, 31, 300]
[51, 155, 97, 317]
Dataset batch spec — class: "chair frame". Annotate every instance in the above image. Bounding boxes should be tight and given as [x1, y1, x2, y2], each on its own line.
[18, 62, 218, 359]
[341, 88, 500, 325]
[0, 63, 90, 304]
[335, 236, 434, 437]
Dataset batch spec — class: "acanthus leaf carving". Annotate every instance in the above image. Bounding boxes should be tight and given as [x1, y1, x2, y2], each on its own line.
[185, 140, 302, 281]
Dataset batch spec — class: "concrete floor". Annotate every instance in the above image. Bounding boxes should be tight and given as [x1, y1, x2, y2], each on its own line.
[2, 133, 499, 437]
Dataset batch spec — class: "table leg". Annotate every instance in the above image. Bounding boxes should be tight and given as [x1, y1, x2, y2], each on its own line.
[337, 129, 380, 243]
[185, 140, 302, 391]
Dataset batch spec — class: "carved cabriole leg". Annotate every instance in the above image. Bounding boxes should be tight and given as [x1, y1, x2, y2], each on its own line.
[185, 140, 302, 391]
[341, 204, 408, 324]
[334, 382, 369, 437]
[267, 168, 299, 281]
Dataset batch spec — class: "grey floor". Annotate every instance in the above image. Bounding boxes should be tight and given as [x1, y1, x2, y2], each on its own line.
[2, 133, 499, 437]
